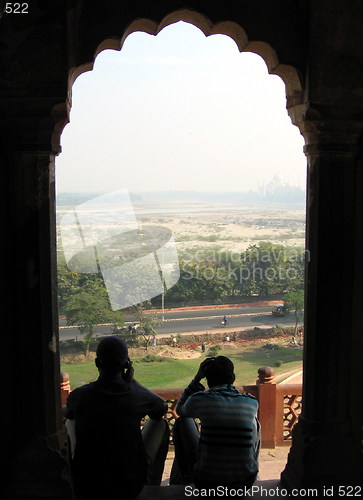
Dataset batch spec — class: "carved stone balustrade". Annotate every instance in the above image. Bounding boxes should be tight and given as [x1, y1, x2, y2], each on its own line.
[60, 372, 71, 406]
[60, 367, 303, 449]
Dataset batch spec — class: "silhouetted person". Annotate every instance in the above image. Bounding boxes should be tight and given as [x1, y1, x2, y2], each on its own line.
[171, 356, 260, 490]
[65, 336, 169, 500]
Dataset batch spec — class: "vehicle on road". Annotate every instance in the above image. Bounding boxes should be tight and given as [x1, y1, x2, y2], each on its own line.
[272, 304, 286, 316]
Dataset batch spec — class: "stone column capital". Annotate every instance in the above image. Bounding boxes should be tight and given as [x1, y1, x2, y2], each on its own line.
[288, 103, 363, 158]
[0, 98, 68, 155]
[300, 119, 363, 157]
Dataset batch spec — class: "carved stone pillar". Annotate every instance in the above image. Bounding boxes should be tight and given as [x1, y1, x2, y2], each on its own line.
[281, 119, 363, 490]
[1, 140, 71, 496]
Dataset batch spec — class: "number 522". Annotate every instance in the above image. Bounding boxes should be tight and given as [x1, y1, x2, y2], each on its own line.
[5, 3, 29, 14]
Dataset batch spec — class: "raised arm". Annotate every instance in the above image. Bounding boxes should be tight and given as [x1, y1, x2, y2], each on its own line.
[176, 358, 216, 416]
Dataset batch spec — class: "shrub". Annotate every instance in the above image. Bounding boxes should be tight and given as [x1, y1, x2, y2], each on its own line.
[208, 345, 221, 356]
[139, 354, 165, 363]
[274, 325, 285, 335]
[262, 343, 282, 350]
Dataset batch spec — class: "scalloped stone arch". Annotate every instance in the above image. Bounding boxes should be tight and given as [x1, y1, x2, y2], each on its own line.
[56, 8, 303, 152]
[72, 9, 302, 97]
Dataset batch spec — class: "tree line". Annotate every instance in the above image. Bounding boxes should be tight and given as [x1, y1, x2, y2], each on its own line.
[58, 242, 305, 314]
[58, 242, 305, 347]
[160, 242, 305, 306]
[58, 242, 304, 312]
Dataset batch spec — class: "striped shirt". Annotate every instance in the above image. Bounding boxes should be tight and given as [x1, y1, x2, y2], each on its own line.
[176, 381, 260, 487]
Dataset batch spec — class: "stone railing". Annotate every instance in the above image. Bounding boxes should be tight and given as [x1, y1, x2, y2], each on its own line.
[60, 366, 302, 449]
[242, 366, 303, 447]
[60, 371, 71, 405]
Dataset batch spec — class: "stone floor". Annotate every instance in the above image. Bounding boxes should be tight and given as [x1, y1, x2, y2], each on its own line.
[136, 445, 291, 498]
[161, 445, 290, 485]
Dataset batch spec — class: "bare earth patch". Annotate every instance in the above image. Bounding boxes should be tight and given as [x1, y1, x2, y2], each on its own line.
[61, 335, 301, 364]
[61, 352, 97, 364]
[133, 204, 306, 254]
[128, 345, 202, 359]
[128, 335, 300, 360]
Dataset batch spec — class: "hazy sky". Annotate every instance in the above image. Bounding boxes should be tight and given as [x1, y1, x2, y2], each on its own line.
[56, 21, 306, 194]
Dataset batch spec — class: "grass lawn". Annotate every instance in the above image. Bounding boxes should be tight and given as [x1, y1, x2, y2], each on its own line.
[62, 343, 302, 390]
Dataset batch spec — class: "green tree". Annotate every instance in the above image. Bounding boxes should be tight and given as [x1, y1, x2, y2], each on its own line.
[281, 247, 305, 293]
[133, 305, 161, 350]
[57, 254, 107, 314]
[284, 290, 304, 337]
[57, 261, 83, 314]
[239, 242, 288, 298]
[63, 286, 124, 354]
[164, 259, 234, 305]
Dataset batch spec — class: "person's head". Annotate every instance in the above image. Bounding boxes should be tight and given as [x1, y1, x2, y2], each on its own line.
[95, 336, 129, 376]
[204, 356, 235, 388]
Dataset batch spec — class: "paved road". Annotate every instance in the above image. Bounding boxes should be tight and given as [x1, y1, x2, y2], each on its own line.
[59, 304, 294, 341]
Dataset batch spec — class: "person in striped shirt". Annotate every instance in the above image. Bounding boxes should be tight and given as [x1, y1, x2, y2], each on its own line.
[170, 356, 260, 489]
